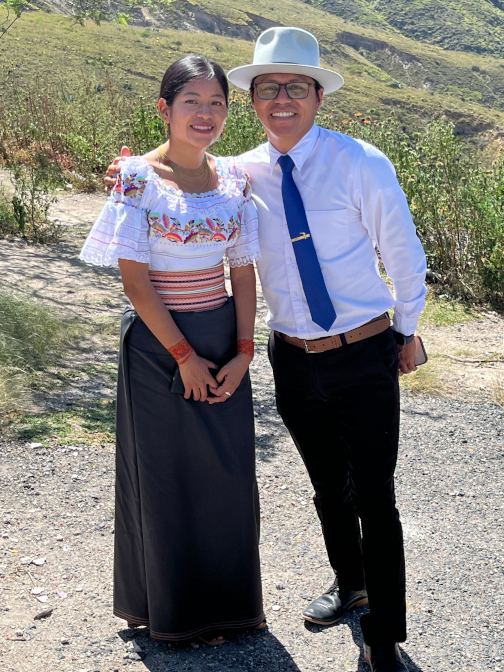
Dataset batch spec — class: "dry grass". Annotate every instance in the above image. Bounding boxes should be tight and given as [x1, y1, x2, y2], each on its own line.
[0, 290, 84, 417]
[399, 357, 445, 396]
[493, 378, 504, 408]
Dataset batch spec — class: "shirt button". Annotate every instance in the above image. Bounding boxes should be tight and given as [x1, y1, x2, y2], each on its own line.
[293, 291, 299, 297]
[287, 256, 293, 262]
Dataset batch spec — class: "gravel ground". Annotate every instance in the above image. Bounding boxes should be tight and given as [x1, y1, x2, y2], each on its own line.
[1, 380, 503, 672]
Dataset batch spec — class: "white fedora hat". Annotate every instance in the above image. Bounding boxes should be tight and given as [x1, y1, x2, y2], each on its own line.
[227, 27, 344, 94]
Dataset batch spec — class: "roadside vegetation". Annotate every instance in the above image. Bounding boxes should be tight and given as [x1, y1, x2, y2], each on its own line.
[1, 73, 502, 302]
[0, 290, 83, 418]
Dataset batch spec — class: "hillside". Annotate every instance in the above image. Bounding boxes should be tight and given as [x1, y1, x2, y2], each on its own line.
[306, 0, 504, 59]
[1, 0, 504, 143]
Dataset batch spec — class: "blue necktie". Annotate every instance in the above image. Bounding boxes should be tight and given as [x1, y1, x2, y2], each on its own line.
[278, 154, 337, 332]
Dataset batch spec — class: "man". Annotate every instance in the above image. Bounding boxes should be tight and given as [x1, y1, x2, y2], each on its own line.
[105, 27, 427, 671]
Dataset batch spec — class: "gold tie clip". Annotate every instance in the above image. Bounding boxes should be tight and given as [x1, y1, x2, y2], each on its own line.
[291, 232, 311, 243]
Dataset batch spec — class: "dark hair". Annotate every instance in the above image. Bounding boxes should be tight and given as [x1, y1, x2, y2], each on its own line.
[250, 76, 322, 97]
[160, 55, 229, 106]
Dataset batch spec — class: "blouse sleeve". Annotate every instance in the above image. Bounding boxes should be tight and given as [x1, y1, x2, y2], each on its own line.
[79, 157, 152, 267]
[226, 175, 262, 268]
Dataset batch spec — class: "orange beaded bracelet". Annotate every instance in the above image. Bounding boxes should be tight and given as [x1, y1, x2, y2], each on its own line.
[168, 338, 195, 365]
[237, 339, 254, 360]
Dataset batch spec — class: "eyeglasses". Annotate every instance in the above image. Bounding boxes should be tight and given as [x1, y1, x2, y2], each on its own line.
[254, 82, 314, 100]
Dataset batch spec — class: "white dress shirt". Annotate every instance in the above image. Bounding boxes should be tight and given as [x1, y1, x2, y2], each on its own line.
[239, 124, 427, 339]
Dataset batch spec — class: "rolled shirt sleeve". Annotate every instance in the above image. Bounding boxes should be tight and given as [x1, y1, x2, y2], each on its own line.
[354, 143, 427, 335]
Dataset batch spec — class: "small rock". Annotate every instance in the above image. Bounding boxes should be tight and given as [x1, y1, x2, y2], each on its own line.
[36, 595, 48, 603]
[271, 604, 281, 611]
[1, 532, 8, 539]
[57, 592, 68, 599]
[34, 608, 54, 620]
[132, 640, 142, 653]
[32, 557, 46, 567]
[31, 587, 44, 595]
[62, 545, 70, 552]
[15, 629, 23, 637]
[29, 443, 43, 449]
[75, 585, 84, 592]
[191, 642, 200, 649]
[90, 494, 100, 499]
[55, 535, 63, 542]
[20, 557, 32, 565]
[61, 637, 70, 645]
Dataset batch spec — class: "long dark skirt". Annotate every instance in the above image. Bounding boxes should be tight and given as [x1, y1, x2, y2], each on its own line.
[113, 298, 264, 641]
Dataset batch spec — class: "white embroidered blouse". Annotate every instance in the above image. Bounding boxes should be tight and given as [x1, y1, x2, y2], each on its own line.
[79, 155, 261, 271]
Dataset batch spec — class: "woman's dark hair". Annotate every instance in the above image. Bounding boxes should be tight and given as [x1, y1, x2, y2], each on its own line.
[160, 55, 229, 106]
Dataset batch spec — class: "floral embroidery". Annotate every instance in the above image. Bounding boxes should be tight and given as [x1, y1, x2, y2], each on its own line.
[147, 212, 242, 245]
[113, 172, 148, 202]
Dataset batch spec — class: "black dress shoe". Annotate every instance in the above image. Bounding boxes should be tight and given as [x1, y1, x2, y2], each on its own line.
[302, 580, 368, 625]
[363, 642, 408, 672]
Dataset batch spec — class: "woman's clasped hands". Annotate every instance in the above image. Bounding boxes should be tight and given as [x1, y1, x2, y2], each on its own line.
[179, 353, 251, 403]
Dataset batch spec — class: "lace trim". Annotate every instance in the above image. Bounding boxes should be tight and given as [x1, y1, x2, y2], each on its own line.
[79, 248, 151, 267]
[132, 156, 249, 212]
[227, 251, 262, 268]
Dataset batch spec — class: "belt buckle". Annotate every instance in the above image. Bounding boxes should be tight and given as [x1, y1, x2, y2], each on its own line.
[302, 339, 312, 354]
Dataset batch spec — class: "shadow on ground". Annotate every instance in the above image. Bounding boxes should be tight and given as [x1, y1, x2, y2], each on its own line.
[118, 624, 301, 671]
[304, 605, 425, 672]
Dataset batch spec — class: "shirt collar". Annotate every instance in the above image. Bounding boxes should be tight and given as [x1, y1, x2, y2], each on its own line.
[268, 124, 320, 175]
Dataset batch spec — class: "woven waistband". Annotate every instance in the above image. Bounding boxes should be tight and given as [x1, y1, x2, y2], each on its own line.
[149, 261, 228, 312]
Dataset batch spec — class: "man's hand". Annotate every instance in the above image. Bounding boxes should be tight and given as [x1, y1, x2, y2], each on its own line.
[104, 146, 131, 192]
[207, 354, 251, 404]
[397, 340, 417, 376]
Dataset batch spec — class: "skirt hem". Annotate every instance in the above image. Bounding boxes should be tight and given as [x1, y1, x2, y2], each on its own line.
[114, 607, 266, 641]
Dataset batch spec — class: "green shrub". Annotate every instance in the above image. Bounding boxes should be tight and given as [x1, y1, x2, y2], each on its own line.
[0, 72, 134, 190]
[0, 191, 17, 237]
[8, 152, 64, 242]
[129, 103, 166, 155]
[322, 114, 504, 302]
[210, 91, 266, 157]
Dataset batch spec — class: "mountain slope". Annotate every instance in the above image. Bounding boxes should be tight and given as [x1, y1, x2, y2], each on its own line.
[162, 0, 504, 113]
[304, 0, 504, 59]
[2, 0, 504, 145]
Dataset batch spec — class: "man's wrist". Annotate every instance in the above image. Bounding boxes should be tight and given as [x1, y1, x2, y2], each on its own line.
[391, 329, 415, 346]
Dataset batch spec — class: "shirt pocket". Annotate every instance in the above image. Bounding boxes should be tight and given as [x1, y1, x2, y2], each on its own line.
[305, 209, 350, 261]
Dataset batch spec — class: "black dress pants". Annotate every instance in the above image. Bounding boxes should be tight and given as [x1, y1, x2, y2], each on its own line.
[268, 327, 406, 645]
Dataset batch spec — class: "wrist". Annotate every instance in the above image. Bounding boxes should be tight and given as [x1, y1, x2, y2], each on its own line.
[168, 337, 195, 365]
[237, 339, 254, 360]
[391, 329, 415, 346]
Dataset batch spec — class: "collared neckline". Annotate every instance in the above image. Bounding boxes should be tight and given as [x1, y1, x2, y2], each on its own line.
[268, 124, 320, 175]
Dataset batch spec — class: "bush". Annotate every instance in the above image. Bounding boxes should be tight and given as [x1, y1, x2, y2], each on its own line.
[129, 103, 166, 156]
[9, 152, 64, 242]
[210, 91, 265, 157]
[322, 114, 504, 301]
[0, 190, 17, 237]
[0, 71, 134, 190]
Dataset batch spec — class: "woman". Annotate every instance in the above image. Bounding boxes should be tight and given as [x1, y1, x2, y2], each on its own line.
[79, 56, 265, 645]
